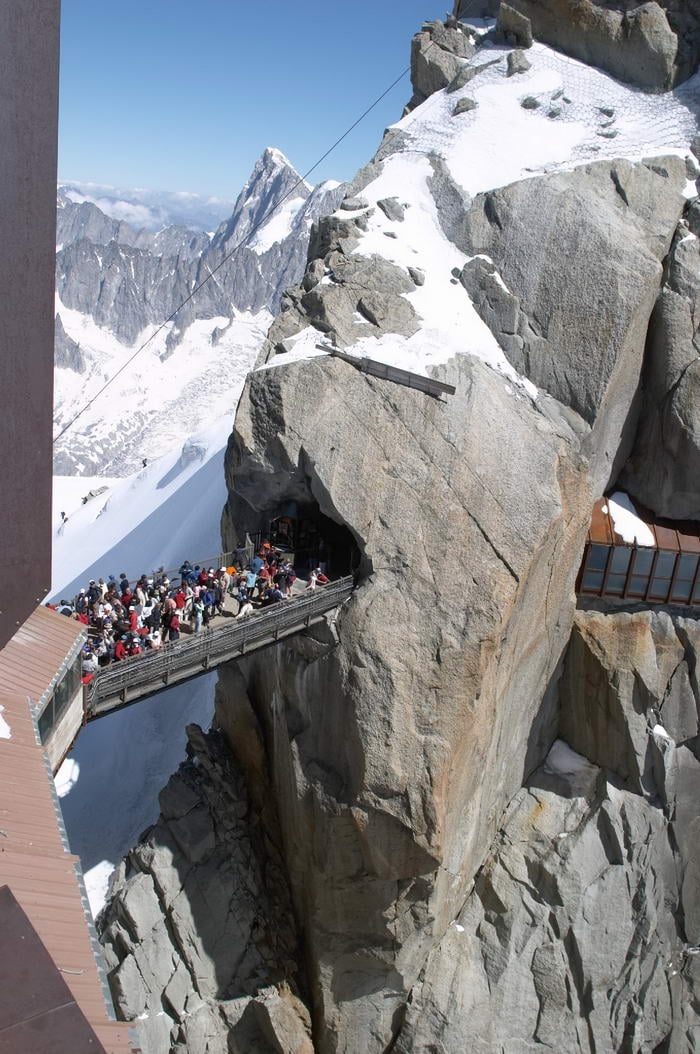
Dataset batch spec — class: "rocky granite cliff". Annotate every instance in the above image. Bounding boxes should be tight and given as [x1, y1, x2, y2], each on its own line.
[98, 7, 700, 1052]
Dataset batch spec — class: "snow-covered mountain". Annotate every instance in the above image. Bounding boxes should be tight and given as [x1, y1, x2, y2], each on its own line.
[54, 149, 345, 476]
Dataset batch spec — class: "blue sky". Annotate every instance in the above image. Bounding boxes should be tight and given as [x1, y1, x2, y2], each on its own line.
[59, 1, 448, 199]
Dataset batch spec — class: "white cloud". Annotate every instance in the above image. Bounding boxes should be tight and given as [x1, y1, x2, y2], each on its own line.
[64, 188, 163, 229]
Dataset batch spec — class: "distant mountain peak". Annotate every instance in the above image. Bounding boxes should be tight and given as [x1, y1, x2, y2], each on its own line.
[261, 146, 295, 170]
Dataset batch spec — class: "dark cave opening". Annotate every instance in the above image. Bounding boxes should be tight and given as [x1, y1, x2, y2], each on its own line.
[250, 500, 363, 579]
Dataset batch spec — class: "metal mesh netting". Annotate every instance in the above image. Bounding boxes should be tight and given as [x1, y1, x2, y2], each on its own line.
[394, 38, 700, 187]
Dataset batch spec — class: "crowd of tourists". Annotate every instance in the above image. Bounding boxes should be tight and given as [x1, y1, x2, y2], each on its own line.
[47, 545, 330, 679]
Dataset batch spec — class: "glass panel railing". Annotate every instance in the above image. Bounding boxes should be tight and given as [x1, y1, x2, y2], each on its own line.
[631, 549, 654, 575]
[677, 553, 699, 580]
[609, 547, 631, 574]
[671, 581, 692, 602]
[625, 575, 648, 597]
[648, 579, 672, 601]
[587, 544, 609, 572]
[581, 570, 604, 592]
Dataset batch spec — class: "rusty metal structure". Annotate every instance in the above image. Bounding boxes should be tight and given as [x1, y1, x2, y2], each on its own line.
[0, 687, 135, 1052]
[0, 605, 87, 772]
[578, 497, 700, 606]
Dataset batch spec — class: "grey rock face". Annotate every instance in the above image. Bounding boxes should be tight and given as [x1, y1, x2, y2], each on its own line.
[56, 235, 198, 346]
[99, 723, 312, 1054]
[620, 205, 700, 519]
[57, 189, 134, 249]
[506, 47, 532, 75]
[221, 326, 607, 1051]
[496, 2, 533, 47]
[212, 114, 693, 1053]
[456, 156, 687, 488]
[266, 248, 421, 350]
[376, 197, 405, 223]
[339, 196, 368, 212]
[446, 56, 502, 94]
[54, 313, 85, 373]
[560, 609, 700, 793]
[395, 736, 699, 1053]
[452, 97, 478, 115]
[407, 20, 474, 111]
[476, 0, 700, 90]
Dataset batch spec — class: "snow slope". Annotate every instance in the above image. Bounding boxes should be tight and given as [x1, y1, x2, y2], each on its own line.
[51, 415, 236, 599]
[53, 307, 269, 477]
[398, 38, 700, 196]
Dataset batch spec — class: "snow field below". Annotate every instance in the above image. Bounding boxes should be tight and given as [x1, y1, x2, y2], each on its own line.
[54, 304, 269, 476]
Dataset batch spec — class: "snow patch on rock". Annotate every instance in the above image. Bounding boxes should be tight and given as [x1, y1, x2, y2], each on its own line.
[608, 490, 655, 546]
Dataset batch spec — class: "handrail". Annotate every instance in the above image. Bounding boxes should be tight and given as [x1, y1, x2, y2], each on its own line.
[74, 550, 240, 601]
[86, 576, 354, 712]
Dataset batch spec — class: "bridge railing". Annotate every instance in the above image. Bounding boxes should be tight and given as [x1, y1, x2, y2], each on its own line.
[85, 576, 354, 713]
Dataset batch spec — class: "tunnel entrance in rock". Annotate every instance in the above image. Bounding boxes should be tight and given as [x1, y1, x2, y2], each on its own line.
[259, 501, 361, 578]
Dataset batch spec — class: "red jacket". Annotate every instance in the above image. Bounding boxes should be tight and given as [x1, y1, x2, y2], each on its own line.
[114, 641, 127, 661]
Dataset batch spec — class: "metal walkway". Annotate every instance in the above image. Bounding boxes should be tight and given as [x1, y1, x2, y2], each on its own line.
[85, 576, 354, 719]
